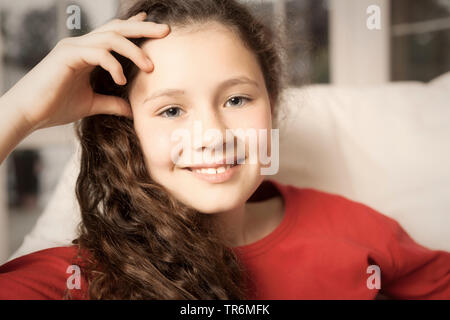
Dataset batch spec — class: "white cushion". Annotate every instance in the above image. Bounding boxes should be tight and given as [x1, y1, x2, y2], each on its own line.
[9, 72, 450, 261]
[271, 71, 450, 251]
[7, 144, 82, 261]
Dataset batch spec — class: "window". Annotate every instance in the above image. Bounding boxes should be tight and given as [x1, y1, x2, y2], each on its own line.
[391, 0, 450, 81]
[243, 0, 330, 85]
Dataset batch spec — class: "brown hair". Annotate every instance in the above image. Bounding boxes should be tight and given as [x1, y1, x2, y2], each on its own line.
[71, 0, 287, 299]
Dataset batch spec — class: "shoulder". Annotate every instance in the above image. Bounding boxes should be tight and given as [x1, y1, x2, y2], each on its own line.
[0, 246, 89, 300]
[276, 181, 401, 240]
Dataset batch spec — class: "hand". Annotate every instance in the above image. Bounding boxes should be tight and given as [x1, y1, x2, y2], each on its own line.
[3, 11, 170, 132]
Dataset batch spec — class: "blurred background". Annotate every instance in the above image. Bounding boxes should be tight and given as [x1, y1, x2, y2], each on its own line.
[0, 0, 449, 263]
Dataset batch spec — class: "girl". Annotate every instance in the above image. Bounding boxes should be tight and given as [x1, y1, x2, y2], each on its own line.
[0, 0, 448, 300]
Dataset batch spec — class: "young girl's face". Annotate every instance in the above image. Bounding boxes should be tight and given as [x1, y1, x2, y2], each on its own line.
[129, 21, 273, 214]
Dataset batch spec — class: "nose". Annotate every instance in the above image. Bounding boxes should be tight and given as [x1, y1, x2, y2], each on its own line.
[192, 107, 228, 152]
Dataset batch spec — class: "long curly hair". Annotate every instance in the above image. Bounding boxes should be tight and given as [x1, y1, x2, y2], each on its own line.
[70, 0, 287, 299]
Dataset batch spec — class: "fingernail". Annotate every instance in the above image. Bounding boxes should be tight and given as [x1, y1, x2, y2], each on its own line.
[146, 58, 153, 70]
[136, 11, 147, 18]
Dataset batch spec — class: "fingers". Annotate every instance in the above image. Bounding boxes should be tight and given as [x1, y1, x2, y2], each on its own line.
[81, 32, 154, 72]
[90, 93, 133, 119]
[71, 46, 126, 85]
[65, 11, 170, 74]
[58, 12, 170, 85]
[128, 11, 147, 21]
[93, 12, 170, 38]
[100, 21, 170, 38]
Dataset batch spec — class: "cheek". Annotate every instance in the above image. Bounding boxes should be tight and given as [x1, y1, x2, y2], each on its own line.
[232, 103, 272, 130]
[228, 104, 273, 156]
[134, 120, 175, 170]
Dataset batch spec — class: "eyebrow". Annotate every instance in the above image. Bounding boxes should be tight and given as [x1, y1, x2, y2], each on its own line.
[142, 76, 260, 105]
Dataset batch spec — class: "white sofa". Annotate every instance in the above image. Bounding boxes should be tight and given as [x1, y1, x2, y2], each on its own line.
[8, 72, 450, 261]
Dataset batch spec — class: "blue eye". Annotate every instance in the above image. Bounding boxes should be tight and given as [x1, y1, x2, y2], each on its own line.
[158, 106, 185, 118]
[157, 96, 251, 118]
[225, 96, 252, 108]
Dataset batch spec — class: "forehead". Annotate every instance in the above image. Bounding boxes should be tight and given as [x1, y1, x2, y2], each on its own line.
[130, 21, 265, 96]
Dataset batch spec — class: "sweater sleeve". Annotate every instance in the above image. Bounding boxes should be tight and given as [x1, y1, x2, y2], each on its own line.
[0, 246, 88, 300]
[381, 220, 450, 299]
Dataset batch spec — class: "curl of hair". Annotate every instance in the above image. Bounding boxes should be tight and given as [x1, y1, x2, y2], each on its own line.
[70, 0, 287, 299]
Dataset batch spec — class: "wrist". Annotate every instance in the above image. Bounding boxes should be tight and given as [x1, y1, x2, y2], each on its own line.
[0, 92, 35, 137]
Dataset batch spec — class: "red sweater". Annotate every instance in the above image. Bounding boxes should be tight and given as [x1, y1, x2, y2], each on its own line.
[0, 179, 449, 299]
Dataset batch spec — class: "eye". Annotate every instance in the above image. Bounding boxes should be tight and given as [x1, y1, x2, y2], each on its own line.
[225, 96, 252, 108]
[158, 106, 185, 118]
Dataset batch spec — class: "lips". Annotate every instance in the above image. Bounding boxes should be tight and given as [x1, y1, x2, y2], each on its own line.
[181, 157, 245, 183]
[185, 163, 238, 174]
[180, 156, 245, 171]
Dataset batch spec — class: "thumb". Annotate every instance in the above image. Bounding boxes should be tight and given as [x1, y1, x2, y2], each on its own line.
[90, 93, 133, 119]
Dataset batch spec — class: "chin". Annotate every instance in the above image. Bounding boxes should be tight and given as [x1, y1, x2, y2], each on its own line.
[154, 165, 263, 213]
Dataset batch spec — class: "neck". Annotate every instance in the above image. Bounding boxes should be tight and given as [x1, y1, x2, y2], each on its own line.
[214, 195, 284, 248]
[215, 203, 249, 247]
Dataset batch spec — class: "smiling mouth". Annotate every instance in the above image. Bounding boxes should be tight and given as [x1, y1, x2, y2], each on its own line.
[184, 163, 239, 174]
[180, 157, 245, 183]
[183, 163, 242, 184]
[180, 155, 246, 173]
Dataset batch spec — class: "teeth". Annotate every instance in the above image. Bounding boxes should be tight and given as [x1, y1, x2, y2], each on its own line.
[194, 165, 232, 174]
[216, 166, 226, 174]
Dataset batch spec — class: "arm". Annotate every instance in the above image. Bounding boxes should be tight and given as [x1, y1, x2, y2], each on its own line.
[0, 246, 88, 300]
[330, 193, 449, 299]
[382, 220, 450, 299]
[0, 93, 34, 164]
[0, 11, 169, 165]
